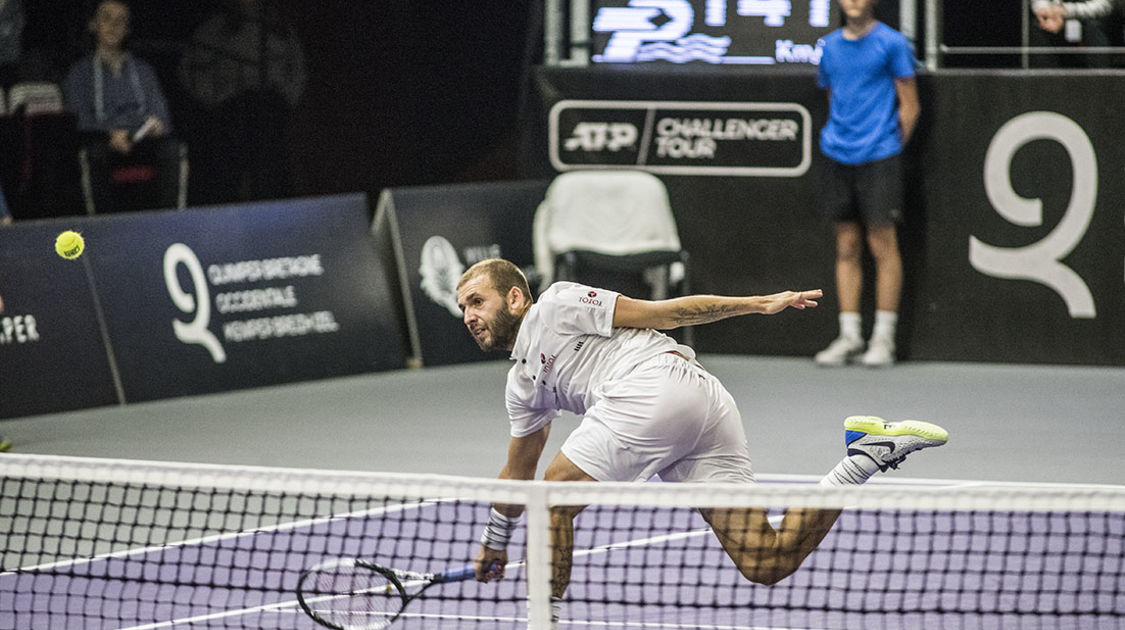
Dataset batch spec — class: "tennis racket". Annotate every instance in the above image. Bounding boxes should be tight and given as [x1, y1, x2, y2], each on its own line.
[297, 558, 499, 630]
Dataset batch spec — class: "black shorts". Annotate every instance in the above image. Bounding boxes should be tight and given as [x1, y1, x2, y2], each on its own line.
[821, 153, 904, 226]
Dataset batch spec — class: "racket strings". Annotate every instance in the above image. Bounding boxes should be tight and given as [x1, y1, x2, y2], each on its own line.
[301, 562, 404, 630]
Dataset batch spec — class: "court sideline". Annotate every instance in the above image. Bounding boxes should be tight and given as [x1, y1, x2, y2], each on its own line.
[1, 356, 1121, 486]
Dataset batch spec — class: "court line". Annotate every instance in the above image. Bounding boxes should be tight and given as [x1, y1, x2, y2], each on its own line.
[3, 481, 823, 578]
[1, 500, 440, 577]
[30, 479, 974, 629]
[294, 607, 831, 630]
[111, 524, 726, 629]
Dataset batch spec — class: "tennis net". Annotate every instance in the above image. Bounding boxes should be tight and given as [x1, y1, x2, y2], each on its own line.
[1, 453, 1122, 629]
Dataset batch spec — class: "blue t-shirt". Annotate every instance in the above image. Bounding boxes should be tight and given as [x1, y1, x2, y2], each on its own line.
[817, 22, 915, 165]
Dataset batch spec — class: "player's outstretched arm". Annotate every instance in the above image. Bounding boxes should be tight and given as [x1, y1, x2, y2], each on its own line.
[612, 289, 821, 330]
[476, 425, 551, 582]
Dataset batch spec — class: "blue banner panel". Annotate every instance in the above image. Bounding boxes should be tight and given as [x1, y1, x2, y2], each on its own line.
[377, 181, 550, 367]
[0, 219, 120, 418]
[82, 194, 405, 401]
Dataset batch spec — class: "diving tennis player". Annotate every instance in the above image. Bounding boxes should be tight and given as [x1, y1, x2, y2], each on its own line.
[456, 258, 947, 623]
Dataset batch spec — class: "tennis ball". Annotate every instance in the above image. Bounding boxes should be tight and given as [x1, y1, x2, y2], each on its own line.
[55, 230, 85, 260]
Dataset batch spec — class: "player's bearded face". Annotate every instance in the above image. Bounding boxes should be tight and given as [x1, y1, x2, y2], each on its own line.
[479, 303, 521, 352]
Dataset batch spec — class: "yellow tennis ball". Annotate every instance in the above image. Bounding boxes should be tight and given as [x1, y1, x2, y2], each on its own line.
[55, 230, 85, 260]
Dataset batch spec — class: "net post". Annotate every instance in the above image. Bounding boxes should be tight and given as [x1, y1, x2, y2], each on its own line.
[525, 484, 552, 630]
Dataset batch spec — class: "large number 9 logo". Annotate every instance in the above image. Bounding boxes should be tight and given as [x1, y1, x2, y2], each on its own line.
[970, 111, 1097, 319]
[163, 243, 227, 363]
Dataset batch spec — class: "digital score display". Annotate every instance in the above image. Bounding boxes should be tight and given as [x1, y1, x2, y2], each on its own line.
[591, 0, 840, 67]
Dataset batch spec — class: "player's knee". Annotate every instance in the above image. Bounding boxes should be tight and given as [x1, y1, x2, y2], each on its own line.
[549, 504, 585, 521]
[735, 561, 794, 586]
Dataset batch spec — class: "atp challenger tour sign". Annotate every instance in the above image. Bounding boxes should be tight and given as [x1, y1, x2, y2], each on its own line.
[550, 99, 811, 176]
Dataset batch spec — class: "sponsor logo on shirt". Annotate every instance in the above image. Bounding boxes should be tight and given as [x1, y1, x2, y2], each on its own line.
[580, 291, 603, 306]
[540, 352, 558, 386]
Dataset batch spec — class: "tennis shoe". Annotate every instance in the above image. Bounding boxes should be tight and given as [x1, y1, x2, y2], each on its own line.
[814, 336, 864, 366]
[861, 336, 896, 367]
[844, 415, 947, 472]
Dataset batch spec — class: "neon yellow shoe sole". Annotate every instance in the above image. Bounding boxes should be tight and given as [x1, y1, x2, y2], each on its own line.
[844, 415, 948, 471]
[844, 416, 949, 443]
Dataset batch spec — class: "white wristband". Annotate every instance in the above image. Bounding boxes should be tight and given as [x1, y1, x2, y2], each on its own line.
[480, 507, 518, 550]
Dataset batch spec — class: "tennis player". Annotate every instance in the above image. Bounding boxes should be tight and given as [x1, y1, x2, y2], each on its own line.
[458, 259, 947, 620]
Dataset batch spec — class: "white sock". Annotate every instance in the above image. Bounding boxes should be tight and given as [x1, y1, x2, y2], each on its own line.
[819, 455, 881, 486]
[839, 312, 862, 340]
[872, 310, 898, 342]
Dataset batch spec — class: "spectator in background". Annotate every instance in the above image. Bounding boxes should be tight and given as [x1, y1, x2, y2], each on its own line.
[813, 0, 920, 368]
[179, 0, 306, 204]
[62, 0, 181, 212]
[1030, 0, 1119, 67]
[0, 0, 23, 88]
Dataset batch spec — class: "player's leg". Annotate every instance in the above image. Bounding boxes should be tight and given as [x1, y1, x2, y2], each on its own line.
[702, 416, 948, 585]
[654, 365, 837, 586]
[542, 451, 595, 600]
[700, 505, 842, 585]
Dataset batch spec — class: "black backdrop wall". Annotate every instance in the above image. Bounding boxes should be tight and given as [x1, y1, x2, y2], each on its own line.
[527, 67, 1124, 366]
[15, 1, 1035, 214]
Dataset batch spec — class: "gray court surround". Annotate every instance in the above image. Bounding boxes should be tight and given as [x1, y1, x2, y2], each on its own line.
[1, 356, 1121, 485]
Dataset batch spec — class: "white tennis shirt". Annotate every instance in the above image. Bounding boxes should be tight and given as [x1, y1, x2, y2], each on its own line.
[505, 282, 694, 437]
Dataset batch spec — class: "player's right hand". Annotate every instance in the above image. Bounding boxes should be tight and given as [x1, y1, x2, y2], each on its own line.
[474, 546, 507, 582]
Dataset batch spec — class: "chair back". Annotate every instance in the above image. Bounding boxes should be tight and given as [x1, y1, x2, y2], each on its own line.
[8, 82, 64, 116]
[534, 170, 683, 287]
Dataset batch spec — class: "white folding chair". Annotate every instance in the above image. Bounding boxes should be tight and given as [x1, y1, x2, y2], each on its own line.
[534, 169, 690, 296]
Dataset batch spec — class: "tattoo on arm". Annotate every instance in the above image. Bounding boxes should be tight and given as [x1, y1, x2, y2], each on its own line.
[551, 545, 572, 599]
[670, 302, 743, 326]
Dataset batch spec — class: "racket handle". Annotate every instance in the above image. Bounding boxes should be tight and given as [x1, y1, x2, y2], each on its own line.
[446, 565, 477, 582]
[446, 560, 502, 582]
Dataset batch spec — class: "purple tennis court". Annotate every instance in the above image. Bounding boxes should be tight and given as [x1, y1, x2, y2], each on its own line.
[2, 459, 1122, 630]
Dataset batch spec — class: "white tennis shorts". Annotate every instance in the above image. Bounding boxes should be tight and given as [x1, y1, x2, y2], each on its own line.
[561, 353, 755, 483]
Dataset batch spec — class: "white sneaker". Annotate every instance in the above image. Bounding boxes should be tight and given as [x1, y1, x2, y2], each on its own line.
[861, 336, 895, 367]
[814, 336, 864, 366]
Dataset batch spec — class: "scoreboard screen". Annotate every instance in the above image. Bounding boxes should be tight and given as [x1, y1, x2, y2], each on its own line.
[590, 0, 840, 67]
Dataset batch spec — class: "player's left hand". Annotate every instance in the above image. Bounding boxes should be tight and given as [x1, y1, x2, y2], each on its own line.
[758, 289, 821, 315]
[474, 545, 507, 582]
